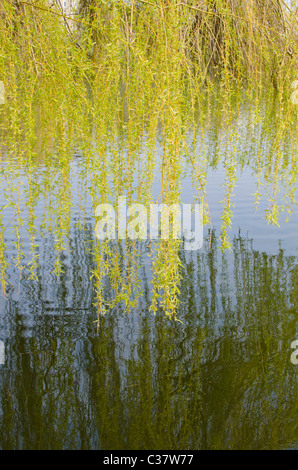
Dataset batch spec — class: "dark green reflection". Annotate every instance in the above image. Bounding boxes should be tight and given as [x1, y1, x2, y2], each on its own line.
[0, 229, 296, 450]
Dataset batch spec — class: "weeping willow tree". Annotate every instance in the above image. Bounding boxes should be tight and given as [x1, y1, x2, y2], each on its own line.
[0, 0, 297, 320]
[77, 0, 297, 85]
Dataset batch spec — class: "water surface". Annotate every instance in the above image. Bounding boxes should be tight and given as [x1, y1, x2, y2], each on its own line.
[0, 106, 297, 450]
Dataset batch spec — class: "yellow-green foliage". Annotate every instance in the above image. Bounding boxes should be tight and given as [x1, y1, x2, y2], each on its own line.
[0, 0, 297, 319]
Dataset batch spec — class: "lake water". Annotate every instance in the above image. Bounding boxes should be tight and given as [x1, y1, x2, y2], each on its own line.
[0, 107, 297, 450]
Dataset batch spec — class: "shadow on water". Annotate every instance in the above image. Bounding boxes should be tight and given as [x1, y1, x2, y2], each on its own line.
[0, 225, 297, 450]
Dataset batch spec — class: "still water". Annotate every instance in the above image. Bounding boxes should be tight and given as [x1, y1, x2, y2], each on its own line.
[0, 114, 297, 450]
